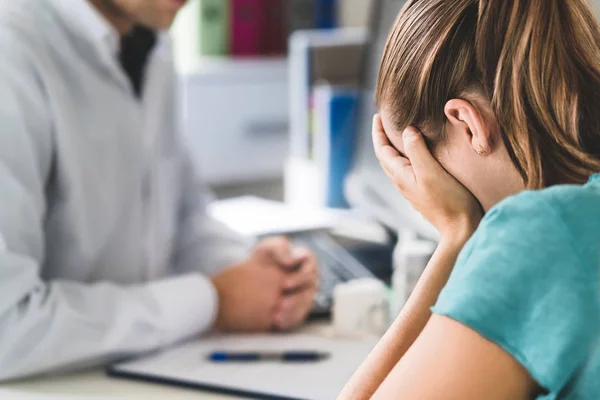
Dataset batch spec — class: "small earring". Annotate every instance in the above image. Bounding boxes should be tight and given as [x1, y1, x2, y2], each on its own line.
[476, 146, 486, 155]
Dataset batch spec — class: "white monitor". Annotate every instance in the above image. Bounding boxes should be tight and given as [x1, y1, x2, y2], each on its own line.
[345, 0, 440, 242]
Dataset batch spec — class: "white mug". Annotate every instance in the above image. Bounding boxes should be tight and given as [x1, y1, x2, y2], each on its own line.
[332, 278, 389, 337]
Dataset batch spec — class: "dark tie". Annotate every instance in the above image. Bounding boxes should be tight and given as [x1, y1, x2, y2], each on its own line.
[119, 26, 157, 98]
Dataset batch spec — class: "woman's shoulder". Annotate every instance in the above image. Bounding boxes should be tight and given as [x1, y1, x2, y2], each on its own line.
[435, 179, 600, 396]
[489, 178, 599, 219]
[479, 177, 600, 268]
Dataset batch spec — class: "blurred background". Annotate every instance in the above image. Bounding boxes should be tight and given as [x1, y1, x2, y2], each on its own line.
[170, 0, 374, 203]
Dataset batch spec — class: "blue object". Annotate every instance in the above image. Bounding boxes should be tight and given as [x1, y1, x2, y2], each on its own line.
[432, 174, 600, 399]
[208, 351, 330, 362]
[315, 0, 337, 29]
[327, 90, 358, 208]
[314, 87, 358, 208]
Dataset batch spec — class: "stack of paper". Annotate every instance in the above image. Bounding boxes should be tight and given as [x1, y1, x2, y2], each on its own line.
[208, 196, 340, 237]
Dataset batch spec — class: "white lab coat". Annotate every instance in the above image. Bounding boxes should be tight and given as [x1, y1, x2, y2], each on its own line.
[0, 0, 250, 380]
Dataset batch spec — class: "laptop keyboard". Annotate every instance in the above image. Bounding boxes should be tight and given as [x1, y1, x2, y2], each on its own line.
[291, 232, 376, 317]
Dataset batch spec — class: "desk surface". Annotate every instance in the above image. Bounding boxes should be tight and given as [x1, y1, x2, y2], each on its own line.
[3, 367, 248, 399]
[3, 324, 337, 399]
[3, 367, 244, 399]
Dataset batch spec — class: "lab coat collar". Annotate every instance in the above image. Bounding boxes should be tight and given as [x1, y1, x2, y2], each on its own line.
[47, 0, 135, 94]
[48, 0, 173, 95]
[48, 0, 120, 57]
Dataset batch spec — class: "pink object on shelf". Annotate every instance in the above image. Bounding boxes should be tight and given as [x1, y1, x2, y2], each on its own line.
[230, 0, 265, 56]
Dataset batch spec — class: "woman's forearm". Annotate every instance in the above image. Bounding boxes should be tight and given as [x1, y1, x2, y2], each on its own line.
[338, 235, 470, 400]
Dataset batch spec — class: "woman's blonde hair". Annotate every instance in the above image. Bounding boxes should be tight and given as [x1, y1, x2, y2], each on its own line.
[376, 0, 600, 188]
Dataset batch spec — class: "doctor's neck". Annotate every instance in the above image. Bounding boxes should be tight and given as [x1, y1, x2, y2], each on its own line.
[88, 0, 134, 35]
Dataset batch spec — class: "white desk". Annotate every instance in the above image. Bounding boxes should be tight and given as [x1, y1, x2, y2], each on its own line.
[2, 368, 244, 399]
[2, 324, 335, 399]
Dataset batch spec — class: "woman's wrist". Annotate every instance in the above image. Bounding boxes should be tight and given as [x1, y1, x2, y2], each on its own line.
[439, 216, 479, 249]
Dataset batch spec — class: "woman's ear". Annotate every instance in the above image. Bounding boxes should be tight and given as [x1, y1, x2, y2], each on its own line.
[444, 99, 492, 156]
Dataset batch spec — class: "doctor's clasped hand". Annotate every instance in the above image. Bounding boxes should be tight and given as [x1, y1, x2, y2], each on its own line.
[212, 237, 319, 333]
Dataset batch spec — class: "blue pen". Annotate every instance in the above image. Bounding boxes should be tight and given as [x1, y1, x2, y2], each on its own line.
[208, 351, 330, 362]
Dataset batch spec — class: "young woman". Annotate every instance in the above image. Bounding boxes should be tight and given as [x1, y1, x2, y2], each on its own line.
[339, 0, 600, 399]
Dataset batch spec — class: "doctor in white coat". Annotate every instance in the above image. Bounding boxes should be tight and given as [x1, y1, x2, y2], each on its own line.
[0, 0, 319, 380]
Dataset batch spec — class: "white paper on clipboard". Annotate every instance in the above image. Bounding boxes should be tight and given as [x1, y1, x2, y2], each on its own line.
[109, 333, 376, 400]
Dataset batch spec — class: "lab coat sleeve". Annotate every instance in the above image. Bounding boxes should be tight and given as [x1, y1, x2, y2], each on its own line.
[0, 28, 217, 381]
[165, 43, 252, 277]
[170, 148, 253, 277]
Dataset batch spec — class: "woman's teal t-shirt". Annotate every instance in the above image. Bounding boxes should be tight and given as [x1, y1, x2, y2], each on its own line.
[432, 174, 600, 399]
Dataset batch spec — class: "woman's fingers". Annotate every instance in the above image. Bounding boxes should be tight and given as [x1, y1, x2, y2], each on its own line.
[370, 114, 483, 240]
[373, 113, 445, 184]
[372, 114, 394, 158]
[401, 127, 445, 182]
[380, 146, 412, 179]
[372, 114, 414, 187]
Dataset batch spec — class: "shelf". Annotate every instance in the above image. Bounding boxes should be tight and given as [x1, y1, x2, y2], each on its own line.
[176, 56, 288, 82]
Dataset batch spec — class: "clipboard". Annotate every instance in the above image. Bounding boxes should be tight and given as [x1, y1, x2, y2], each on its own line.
[107, 333, 376, 400]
